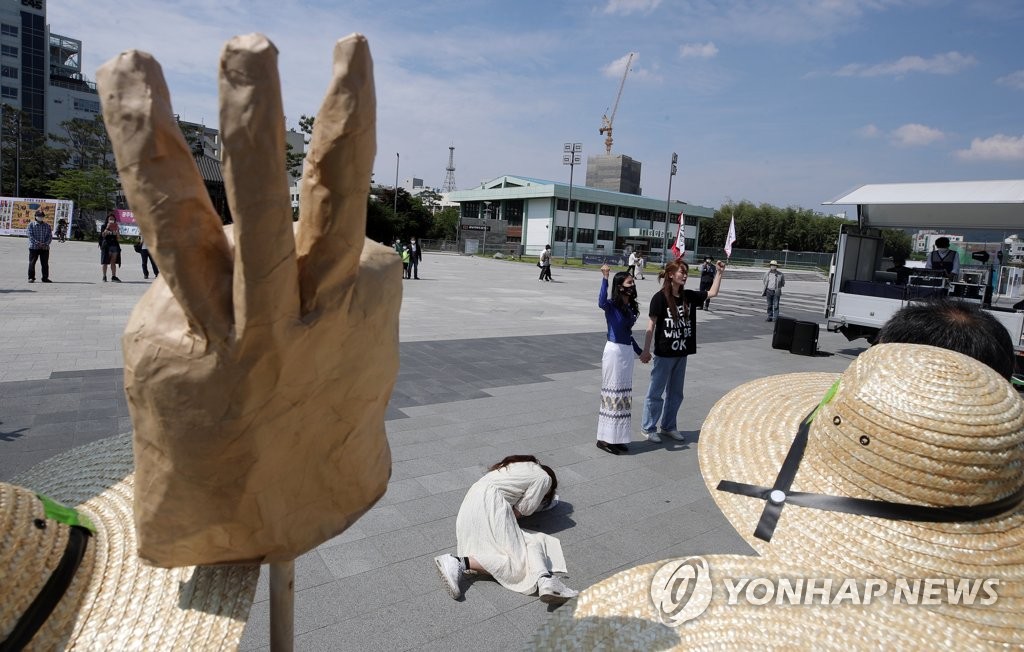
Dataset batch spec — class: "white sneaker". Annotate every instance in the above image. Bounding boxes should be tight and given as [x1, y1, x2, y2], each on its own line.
[538, 576, 578, 604]
[659, 429, 685, 442]
[641, 429, 662, 443]
[434, 554, 464, 600]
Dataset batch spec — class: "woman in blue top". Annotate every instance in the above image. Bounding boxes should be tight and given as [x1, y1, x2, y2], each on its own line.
[596, 264, 643, 455]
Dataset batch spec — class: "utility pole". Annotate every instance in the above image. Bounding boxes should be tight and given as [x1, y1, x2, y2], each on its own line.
[393, 152, 399, 216]
[562, 142, 581, 264]
[663, 152, 677, 262]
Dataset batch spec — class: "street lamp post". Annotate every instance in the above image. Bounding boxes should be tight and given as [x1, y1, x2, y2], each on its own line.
[662, 152, 677, 263]
[562, 142, 581, 264]
[393, 152, 399, 216]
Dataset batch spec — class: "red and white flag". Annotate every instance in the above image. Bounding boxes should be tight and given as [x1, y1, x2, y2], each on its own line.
[670, 211, 685, 260]
[724, 214, 737, 259]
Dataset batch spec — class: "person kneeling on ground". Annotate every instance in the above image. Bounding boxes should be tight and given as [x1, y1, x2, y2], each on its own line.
[434, 455, 576, 604]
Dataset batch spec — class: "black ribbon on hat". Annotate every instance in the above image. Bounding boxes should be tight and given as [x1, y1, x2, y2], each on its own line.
[717, 409, 1024, 542]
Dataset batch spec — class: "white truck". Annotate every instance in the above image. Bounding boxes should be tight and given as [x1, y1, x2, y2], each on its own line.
[821, 180, 1024, 374]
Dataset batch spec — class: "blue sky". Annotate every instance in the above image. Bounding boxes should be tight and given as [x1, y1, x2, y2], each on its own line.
[52, 0, 1024, 213]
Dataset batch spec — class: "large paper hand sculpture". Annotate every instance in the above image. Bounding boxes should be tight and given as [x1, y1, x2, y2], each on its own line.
[97, 34, 401, 567]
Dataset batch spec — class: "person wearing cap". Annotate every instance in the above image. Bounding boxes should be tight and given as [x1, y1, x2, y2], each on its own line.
[925, 236, 960, 277]
[2, 434, 258, 650]
[433, 455, 577, 604]
[698, 256, 716, 310]
[761, 260, 785, 322]
[26, 207, 53, 283]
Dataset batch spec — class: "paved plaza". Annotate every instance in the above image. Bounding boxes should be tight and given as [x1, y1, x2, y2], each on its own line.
[1, 236, 868, 651]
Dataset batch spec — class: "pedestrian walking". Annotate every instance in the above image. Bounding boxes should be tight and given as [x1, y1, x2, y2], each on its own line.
[137, 236, 159, 279]
[761, 260, 785, 321]
[433, 455, 577, 604]
[539, 244, 553, 281]
[99, 214, 122, 282]
[626, 250, 637, 277]
[638, 258, 726, 443]
[27, 208, 53, 283]
[596, 264, 643, 455]
[636, 253, 645, 279]
[699, 256, 717, 310]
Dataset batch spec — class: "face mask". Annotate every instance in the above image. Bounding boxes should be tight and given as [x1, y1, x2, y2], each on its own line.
[621, 287, 637, 298]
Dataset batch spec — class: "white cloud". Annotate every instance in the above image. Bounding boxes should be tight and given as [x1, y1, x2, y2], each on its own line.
[836, 51, 977, 77]
[956, 134, 1024, 161]
[996, 70, 1024, 90]
[602, 52, 638, 78]
[857, 124, 881, 138]
[602, 0, 662, 15]
[679, 42, 718, 59]
[890, 124, 945, 146]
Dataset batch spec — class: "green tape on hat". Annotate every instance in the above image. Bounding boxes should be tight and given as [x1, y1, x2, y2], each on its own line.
[36, 493, 96, 534]
[806, 378, 841, 424]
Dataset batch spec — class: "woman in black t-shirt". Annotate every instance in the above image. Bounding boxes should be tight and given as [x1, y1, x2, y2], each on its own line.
[638, 258, 725, 443]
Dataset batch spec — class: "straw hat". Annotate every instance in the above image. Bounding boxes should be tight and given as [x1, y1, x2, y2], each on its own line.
[699, 343, 1024, 646]
[532, 554, 980, 650]
[2, 434, 258, 650]
[769, 260, 778, 266]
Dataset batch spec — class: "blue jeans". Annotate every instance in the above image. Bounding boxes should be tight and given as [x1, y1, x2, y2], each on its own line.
[642, 355, 688, 432]
[766, 289, 781, 319]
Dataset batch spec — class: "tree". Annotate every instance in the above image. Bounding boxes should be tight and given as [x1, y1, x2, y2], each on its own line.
[428, 206, 460, 240]
[53, 115, 115, 171]
[0, 105, 69, 197]
[286, 114, 315, 178]
[48, 167, 118, 237]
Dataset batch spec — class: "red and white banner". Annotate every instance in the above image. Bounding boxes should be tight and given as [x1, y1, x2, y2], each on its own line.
[670, 211, 685, 260]
[724, 215, 737, 258]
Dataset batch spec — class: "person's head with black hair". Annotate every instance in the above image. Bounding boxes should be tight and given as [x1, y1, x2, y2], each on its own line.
[935, 237, 951, 249]
[876, 298, 1015, 379]
[610, 271, 638, 316]
[489, 454, 558, 509]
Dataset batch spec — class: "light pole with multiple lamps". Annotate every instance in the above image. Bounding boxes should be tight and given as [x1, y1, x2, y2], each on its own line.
[562, 142, 581, 264]
[662, 152, 677, 263]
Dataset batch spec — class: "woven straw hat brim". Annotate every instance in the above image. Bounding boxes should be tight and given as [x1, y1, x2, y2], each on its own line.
[532, 555, 985, 651]
[698, 365, 1024, 646]
[10, 434, 258, 651]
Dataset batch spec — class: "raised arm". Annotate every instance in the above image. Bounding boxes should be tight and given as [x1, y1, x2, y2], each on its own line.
[707, 260, 727, 298]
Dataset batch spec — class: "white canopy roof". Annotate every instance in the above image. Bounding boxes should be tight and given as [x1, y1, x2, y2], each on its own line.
[823, 180, 1024, 230]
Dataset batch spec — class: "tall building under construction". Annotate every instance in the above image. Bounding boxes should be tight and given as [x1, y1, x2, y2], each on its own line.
[585, 154, 642, 195]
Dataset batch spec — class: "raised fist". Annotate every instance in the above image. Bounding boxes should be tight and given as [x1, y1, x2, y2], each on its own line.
[98, 34, 401, 566]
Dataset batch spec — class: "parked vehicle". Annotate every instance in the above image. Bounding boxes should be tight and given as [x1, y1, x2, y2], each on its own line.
[822, 180, 1024, 375]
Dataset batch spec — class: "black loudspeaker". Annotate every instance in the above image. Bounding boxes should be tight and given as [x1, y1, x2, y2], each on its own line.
[790, 321, 819, 357]
[772, 317, 796, 350]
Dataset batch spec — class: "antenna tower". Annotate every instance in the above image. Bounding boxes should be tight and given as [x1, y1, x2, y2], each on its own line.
[442, 145, 456, 192]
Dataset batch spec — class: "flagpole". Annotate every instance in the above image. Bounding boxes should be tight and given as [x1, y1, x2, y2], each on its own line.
[663, 152, 677, 264]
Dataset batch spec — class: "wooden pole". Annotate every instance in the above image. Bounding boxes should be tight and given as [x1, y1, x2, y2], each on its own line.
[269, 560, 295, 652]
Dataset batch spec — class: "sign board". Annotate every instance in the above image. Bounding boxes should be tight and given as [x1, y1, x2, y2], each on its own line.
[0, 197, 74, 236]
[461, 224, 490, 232]
[627, 227, 666, 239]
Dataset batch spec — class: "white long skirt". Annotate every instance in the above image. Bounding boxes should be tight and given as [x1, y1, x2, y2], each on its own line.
[455, 483, 567, 594]
[597, 341, 635, 444]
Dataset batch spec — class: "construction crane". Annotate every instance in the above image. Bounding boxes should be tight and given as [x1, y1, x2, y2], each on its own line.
[599, 52, 634, 155]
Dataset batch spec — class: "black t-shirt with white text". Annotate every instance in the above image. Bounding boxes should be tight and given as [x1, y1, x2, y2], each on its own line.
[649, 289, 705, 357]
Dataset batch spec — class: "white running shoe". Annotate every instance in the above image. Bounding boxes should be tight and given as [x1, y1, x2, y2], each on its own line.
[434, 554, 464, 600]
[659, 429, 686, 441]
[538, 576, 578, 604]
[641, 429, 662, 443]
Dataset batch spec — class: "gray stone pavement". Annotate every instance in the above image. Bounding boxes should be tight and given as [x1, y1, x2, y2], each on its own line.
[0, 235, 867, 651]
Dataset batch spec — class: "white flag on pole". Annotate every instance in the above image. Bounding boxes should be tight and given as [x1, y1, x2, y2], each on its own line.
[724, 214, 737, 258]
[670, 211, 685, 259]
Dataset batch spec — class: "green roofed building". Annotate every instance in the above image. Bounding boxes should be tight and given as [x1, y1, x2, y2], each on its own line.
[447, 175, 714, 262]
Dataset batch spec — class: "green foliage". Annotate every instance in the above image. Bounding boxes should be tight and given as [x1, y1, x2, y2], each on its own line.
[53, 115, 115, 171]
[703, 200, 847, 253]
[880, 228, 913, 260]
[429, 207, 460, 240]
[286, 114, 315, 179]
[48, 167, 118, 211]
[0, 105, 69, 197]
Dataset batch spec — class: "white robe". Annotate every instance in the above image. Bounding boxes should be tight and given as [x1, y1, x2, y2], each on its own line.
[455, 462, 567, 594]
